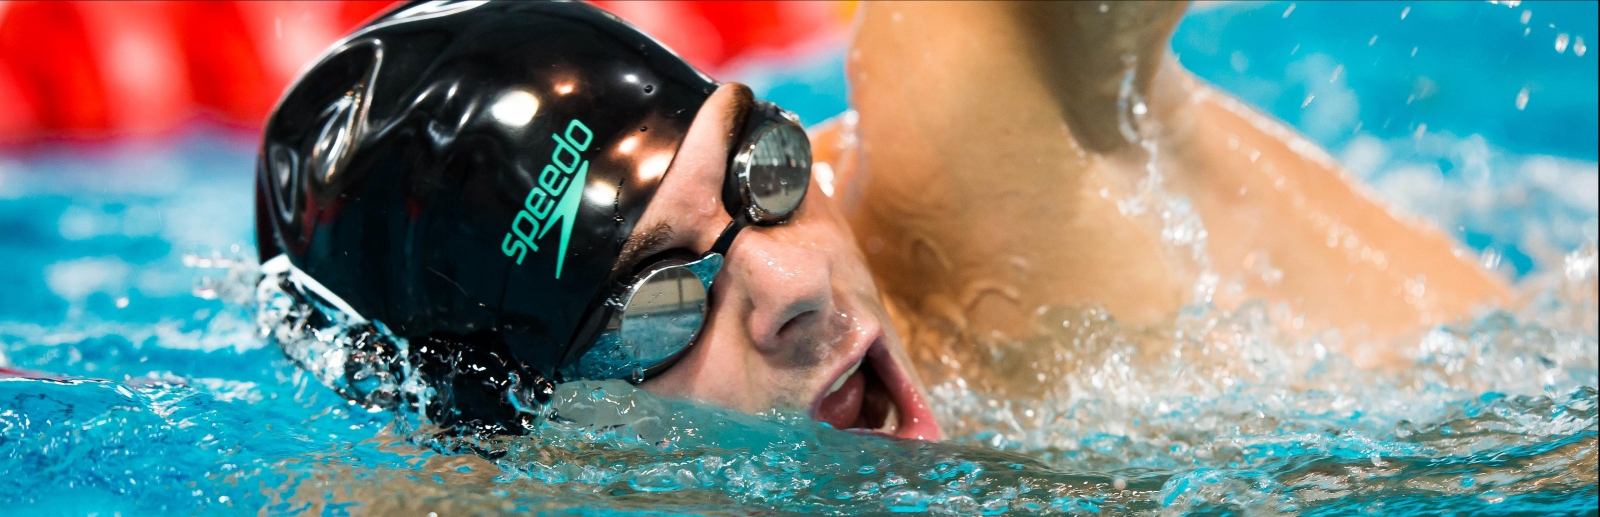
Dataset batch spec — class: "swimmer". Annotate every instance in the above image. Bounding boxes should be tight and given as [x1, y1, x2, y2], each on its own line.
[255, 1, 1505, 439]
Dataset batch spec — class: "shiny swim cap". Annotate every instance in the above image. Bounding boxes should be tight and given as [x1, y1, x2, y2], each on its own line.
[255, 0, 715, 430]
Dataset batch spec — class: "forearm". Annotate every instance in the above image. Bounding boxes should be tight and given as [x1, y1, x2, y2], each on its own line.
[843, 2, 1197, 337]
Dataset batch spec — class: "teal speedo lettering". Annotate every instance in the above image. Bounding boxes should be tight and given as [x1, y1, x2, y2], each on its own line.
[501, 119, 592, 279]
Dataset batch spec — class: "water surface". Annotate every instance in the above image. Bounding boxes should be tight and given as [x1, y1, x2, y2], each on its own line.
[1, 2, 1596, 515]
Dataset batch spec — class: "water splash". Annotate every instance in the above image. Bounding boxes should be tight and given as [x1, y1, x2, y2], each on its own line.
[251, 257, 433, 414]
[204, 221, 1594, 516]
[906, 245, 1597, 515]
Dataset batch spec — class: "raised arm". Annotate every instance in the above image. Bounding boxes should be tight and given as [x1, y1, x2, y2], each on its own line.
[813, 1, 1506, 361]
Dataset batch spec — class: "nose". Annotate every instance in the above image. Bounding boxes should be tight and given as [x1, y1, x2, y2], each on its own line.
[720, 227, 835, 362]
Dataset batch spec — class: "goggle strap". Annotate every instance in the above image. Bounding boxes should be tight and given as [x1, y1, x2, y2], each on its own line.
[709, 219, 743, 257]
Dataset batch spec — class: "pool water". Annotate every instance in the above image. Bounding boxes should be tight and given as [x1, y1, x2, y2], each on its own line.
[2, 2, 1596, 515]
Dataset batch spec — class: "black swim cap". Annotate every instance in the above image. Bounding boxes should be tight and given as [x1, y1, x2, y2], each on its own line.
[255, 0, 716, 429]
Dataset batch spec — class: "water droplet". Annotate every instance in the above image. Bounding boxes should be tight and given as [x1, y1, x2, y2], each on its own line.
[1516, 87, 1530, 110]
[1556, 33, 1570, 53]
[1482, 249, 1503, 270]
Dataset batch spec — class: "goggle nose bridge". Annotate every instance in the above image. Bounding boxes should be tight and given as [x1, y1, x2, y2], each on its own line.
[566, 99, 813, 383]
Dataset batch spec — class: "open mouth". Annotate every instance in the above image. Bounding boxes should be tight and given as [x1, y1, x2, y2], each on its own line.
[810, 338, 941, 440]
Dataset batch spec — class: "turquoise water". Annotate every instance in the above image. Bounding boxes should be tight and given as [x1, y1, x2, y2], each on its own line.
[2, 2, 1596, 515]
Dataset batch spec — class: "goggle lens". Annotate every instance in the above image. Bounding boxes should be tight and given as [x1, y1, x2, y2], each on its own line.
[570, 254, 723, 381]
[570, 102, 812, 383]
[618, 265, 709, 369]
[742, 123, 812, 221]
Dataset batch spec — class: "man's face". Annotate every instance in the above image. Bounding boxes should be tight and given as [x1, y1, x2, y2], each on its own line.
[619, 84, 940, 441]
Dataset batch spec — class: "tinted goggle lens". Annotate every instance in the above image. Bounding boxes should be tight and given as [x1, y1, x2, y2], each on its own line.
[619, 265, 708, 368]
[570, 254, 723, 381]
[740, 123, 812, 221]
[569, 104, 812, 382]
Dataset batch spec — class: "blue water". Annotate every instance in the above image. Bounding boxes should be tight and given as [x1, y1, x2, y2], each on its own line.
[2, 2, 1596, 515]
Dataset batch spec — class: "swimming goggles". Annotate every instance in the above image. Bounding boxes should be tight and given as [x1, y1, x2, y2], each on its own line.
[564, 100, 813, 382]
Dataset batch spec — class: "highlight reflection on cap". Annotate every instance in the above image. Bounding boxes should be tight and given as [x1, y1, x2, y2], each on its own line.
[256, 0, 716, 394]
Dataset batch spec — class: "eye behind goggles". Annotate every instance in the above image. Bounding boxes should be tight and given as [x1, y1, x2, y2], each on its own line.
[564, 101, 813, 384]
[728, 101, 813, 224]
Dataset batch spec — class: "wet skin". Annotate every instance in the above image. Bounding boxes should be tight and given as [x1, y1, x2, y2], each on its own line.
[628, 1, 1509, 437]
[819, 2, 1508, 371]
[631, 84, 941, 441]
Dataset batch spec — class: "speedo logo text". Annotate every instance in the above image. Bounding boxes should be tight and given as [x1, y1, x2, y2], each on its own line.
[501, 119, 592, 279]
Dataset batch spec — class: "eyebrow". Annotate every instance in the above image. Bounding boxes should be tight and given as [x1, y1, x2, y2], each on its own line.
[723, 84, 754, 141]
[610, 221, 675, 279]
[609, 85, 754, 279]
